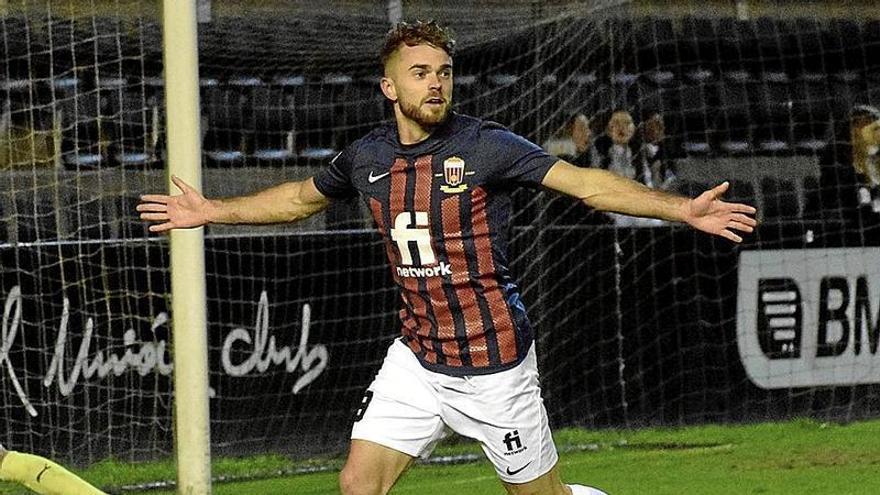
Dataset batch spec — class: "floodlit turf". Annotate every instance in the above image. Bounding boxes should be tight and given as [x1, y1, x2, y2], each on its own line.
[2, 418, 879, 494]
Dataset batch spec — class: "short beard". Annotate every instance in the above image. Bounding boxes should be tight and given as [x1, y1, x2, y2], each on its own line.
[398, 97, 451, 129]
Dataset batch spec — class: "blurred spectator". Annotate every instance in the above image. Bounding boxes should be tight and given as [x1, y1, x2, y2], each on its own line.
[539, 112, 609, 226]
[819, 104, 880, 232]
[637, 110, 677, 190]
[594, 109, 654, 187]
[594, 109, 664, 227]
[542, 112, 597, 167]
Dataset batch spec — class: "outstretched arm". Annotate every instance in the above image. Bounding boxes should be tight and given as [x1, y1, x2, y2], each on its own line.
[137, 175, 330, 233]
[541, 160, 757, 242]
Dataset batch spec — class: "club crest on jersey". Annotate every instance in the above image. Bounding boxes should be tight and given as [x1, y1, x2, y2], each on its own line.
[439, 156, 474, 194]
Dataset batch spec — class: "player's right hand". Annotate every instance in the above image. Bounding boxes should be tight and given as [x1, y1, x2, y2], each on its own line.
[137, 175, 213, 232]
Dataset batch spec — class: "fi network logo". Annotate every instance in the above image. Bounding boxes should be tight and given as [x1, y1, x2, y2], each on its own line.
[503, 430, 522, 452]
[389, 211, 452, 278]
[502, 430, 527, 456]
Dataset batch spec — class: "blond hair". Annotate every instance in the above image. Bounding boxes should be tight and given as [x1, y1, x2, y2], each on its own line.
[850, 106, 880, 179]
[380, 20, 455, 68]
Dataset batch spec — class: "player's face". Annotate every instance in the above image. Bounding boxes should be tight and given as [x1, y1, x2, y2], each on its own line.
[384, 43, 453, 128]
[643, 114, 665, 144]
[607, 111, 635, 146]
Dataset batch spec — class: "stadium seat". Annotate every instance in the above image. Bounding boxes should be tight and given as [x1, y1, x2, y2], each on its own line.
[201, 83, 248, 167]
[0, 205, 5, 244]
[198, 17, 286, 80]
[862, 85, 880, 108]
[829, 76, 865, 119]
[0, 203, 6, 243]
[753, 17, 796, 74]
[789, 74, 831, 153]
[0, 80, 55, 170]
[46, 19, 76, 75]
[249, 84, 296, 166]
[57, 76, 108, 169]
[512, 74, 560, 135]
[0, 17, 31, 79]
[679, 16, 719, 71]
[752, 72, 794, 154]
[101, 80, 161, 168]
[452, 74, 484, 118]
[482, 72, 563, 135]
[293, 77, 347, 160]
[117, 195, 150, 238]
[568, 23, 606, 76]
[138, 22, 164, 77]
[791, 18, 827, 75]
[801, 175, 822, 220]
[559, 74, 613, 117]
[479, 73, 542, 134]
[761, 176, 800, 220]
[478, 73, 535, 130]
[117, 22, 159, 77]
[603, 18, 637, 74]
[826, 19, 866, 74]
[812, 20, 840, 76]
[726, 180, 757, 207]
[68, 196, 113, 240]
[791, 118, 830, 155]
[540, 19, 599, 76]
[633, 80, 676, 118]
[3, 79, 54, 133]
[792, 74, 833, 122]
[15, 195, 57, 243]
[715, 71, 755, 155]
[865, 20, 880, 71]
[717, 18, 759, 73]
[683, 66, 715, 86]
[634, 18, 678, 73]
[339, 78, 388, 145]
[611, 71, 640, 101]
[19, 19, 52, 81]
[674, 80, 716, 155]
[90, 17, 124, 61]
[208, 77, 277, 166]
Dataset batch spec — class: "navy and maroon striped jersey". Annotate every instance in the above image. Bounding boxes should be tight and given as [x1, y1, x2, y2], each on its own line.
[314, 113, 559, 376]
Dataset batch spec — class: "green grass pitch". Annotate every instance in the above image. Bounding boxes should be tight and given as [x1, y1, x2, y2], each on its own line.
[2, 418, 879, 494]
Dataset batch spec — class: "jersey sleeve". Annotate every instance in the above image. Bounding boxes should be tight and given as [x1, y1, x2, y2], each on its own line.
[480, 123, 559, 186]
[312, 143, 359, 200]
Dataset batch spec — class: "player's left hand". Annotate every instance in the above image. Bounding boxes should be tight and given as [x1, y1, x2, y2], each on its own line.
[684, 181, 757, 243]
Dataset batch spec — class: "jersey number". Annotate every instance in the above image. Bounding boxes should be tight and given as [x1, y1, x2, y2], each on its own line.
[390, 211, 436, 266]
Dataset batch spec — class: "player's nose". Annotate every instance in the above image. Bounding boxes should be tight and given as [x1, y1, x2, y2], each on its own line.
[427, 73, 442, 88]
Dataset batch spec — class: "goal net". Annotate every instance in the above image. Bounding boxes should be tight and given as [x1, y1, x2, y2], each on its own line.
[0, 0, 879, 472]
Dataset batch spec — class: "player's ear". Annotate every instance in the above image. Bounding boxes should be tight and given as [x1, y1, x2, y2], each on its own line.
[380, 76, 398, 103]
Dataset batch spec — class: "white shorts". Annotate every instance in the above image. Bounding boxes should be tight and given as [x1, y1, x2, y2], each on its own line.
[351, 338, 559, 483]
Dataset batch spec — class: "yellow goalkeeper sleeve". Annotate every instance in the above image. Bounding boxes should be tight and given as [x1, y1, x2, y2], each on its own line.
[0, 451, 106, 495]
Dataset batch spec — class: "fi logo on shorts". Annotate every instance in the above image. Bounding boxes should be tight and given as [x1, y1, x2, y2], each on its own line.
[502, 430, 527, 456]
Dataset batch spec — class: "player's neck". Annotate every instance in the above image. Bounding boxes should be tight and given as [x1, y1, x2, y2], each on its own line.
[395, 113, 434, 146]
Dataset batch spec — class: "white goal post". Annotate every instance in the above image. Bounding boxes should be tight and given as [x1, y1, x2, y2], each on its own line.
[161, 0, 211, 493]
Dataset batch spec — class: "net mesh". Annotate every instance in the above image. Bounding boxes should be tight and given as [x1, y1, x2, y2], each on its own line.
[0, 0, 171, 465]
[0, 0, 879, 470]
